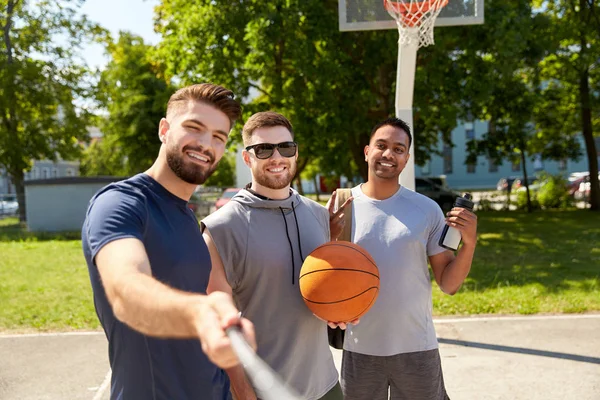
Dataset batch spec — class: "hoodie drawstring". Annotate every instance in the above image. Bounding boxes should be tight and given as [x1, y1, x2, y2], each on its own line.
[279, 202, 305, 285]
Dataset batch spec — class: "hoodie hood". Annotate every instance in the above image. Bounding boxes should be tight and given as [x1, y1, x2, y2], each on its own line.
[232, 186, 304, 284]
[231, 186, 301, 211]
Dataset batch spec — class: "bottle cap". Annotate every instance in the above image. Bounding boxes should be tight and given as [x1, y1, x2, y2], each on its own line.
[454, 193, 474, 209]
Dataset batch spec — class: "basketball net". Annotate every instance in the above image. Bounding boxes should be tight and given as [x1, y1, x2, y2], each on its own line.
[384, 0, 449, 48]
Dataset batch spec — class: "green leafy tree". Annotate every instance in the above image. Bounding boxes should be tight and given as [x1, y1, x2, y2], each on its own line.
[203, 152, 235, 187]
[533, 0, 600, 210]
[0, 0, 102, 222]
[81, 32, 175, 177]
[154, 0, 402, 183]
[443, 0, 581, 212]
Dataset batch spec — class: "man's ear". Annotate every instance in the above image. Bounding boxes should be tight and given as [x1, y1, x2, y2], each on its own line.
[364, 145, 370, 162]
[158, 118, 169, 143]
[242, 150, 251, 167]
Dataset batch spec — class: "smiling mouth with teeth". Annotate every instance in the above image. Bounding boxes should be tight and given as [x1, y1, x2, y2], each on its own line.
[379, 162, 395, 167]
[187, 152, 210, 163]
[267, 166, 286, 173]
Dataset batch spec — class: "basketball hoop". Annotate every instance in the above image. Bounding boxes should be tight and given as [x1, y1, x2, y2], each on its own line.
[383, 0, 449, 47]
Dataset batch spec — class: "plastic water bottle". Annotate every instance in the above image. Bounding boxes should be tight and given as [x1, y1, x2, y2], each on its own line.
[438, 193, 474, 251]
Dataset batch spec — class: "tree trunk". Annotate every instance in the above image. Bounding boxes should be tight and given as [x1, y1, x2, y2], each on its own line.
[3, 1, 25, 222]
[295, 175, 304, 195]
[11, 171, 26, 223]
[520, 149, 533, 213]
[313, 175, 320, 202]
[577, 2, 599, 210]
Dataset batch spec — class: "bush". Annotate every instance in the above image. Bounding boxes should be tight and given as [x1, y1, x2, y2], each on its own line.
[537, 173, 572, 209]
[477, 192, 499, 211]
[516, 189, 540, 211]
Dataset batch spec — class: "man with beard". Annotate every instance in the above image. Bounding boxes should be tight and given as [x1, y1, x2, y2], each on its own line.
[81, 83, 255, 400]
[202, 111, 346, 400]
[339, 118, 478, 400]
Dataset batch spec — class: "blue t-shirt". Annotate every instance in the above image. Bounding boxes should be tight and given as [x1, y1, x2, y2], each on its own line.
[82, 173, 230, 400]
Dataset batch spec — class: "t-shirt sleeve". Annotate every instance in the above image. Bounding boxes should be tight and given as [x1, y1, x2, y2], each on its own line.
[427, 204, 448, 256]
[84, 189, 147, 261]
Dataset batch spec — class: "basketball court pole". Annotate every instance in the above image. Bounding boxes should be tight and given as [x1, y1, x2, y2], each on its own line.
[395, 34, 418, 191]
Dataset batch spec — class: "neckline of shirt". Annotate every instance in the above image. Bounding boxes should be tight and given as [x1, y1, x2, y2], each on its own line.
[355, 184, 405, 203]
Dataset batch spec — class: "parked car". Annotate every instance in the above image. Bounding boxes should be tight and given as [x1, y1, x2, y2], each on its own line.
[215, 188, 242, 210]
[496, 177, 518, 192]
[512, 176, 538, 191]
[415, 177, 459, 212]
[574, 173, 600, 201]
[568, 171, 591, 197]
[0, 200, 18, 216]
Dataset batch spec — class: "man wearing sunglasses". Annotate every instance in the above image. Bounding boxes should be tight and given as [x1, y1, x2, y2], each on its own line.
[202, 111, 346, 400]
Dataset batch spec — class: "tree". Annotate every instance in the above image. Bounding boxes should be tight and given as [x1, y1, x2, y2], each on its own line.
[204, 152, 235, 187]
[419, 0, 582, 212]
[154, 0, 401, 183]
[533, 0, 600, 210]
[0, 0, 101, 222]
[81, 32, 175, 177]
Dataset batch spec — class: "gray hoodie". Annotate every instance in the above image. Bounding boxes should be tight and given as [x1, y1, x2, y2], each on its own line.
[202, 188, 338, 400]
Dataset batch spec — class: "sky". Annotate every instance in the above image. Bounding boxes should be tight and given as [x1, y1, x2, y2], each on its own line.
[79, 0, 160, 68]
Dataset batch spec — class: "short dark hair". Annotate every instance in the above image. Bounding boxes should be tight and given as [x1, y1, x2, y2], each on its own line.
[370, 117, 412, 149]
[242, 111, 294, 146]
[166, 83, 241, 127]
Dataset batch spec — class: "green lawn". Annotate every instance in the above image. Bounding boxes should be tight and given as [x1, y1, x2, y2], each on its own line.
[0, 218, 98, 332]
[432, 210, 600, 315]
[0, 210, 598, 332]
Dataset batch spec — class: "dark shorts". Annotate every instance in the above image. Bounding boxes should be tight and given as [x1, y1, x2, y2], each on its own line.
[318, 382, 343, 400]
[341, 349, 450, 400]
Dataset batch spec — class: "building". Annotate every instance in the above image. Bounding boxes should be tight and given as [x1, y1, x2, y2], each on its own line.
[0, 160, 80, 196]
[0, 127, 104, 196]
[414, 121, 593, 190]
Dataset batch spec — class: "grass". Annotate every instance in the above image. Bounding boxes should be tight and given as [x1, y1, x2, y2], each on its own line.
[0, 209, 598, 332]
[0, 218, 99, 332]
[432, 210, 600, 315]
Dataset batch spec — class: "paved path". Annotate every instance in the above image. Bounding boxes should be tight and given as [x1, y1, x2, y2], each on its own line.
[1, 314, 598, 399]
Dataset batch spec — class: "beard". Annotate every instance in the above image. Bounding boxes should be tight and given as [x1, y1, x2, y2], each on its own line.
[166, 144, 218, 185]
[253, 161, 297, 190]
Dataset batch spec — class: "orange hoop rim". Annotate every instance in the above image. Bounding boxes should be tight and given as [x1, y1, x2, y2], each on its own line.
[383, 0, 449, 19]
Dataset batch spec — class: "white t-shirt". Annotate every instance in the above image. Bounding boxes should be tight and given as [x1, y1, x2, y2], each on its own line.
[343, 184, 448, 356]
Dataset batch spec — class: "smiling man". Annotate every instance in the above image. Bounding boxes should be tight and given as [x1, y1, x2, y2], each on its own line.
[202, 111, 345, 400]
[81, 83, 255, 400]
[339, 117, 478, 400]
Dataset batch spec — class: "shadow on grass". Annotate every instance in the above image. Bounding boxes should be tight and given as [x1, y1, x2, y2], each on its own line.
[458, 210, 600, 293]
[0, 218, 80, 242]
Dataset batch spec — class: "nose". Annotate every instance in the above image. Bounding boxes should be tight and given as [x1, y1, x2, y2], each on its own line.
[194, 131, 213, 150]
[382, 147, 394, 158]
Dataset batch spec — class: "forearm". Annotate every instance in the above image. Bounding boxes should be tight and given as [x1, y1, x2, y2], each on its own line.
[439, 242, 476, 295]
[226, 365, 257, 400]
[110, 272, 206, 338]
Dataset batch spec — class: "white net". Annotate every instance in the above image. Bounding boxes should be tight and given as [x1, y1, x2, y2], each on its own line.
[384, 0, 449, 48]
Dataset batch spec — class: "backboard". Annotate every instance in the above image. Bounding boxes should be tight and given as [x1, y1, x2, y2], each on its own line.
[339, 0, 484, 31]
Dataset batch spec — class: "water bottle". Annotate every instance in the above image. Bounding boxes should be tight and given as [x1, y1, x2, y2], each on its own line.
[438, 193, 474, 251]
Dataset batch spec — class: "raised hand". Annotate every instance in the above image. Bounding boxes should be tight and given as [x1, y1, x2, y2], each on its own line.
[326, 190, 353, 241]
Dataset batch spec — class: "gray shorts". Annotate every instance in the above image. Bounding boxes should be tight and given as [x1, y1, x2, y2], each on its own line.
[341, 349, 450, 400]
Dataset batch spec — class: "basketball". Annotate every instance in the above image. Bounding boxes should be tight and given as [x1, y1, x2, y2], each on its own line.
[299, 241, 379, 323]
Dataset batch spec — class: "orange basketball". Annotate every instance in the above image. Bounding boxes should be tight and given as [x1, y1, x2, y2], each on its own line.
[299, 241, 379, 323]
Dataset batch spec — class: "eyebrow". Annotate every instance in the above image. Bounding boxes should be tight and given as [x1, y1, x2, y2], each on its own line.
[376, 139, 407, 149]
[184, 119, 229, 138]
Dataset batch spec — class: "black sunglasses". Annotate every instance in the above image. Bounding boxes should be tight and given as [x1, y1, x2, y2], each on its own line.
[245, 141, 297, 159]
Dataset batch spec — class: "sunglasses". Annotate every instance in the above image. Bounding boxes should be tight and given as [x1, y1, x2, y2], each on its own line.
[245, 141, 298, 159]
